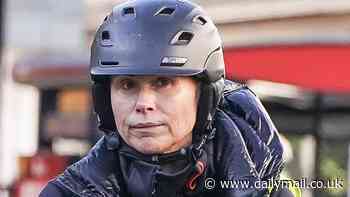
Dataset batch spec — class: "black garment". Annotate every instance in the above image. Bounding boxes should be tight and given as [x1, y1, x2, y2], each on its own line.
[40, 81, 288, 197]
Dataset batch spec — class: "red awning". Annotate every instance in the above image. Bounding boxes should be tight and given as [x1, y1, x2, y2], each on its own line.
[224, 45, 350, 93]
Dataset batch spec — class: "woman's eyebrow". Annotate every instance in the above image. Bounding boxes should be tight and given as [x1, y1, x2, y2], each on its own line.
[113, 76, 132, 82]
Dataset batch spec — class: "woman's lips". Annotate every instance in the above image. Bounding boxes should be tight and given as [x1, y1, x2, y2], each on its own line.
[130, 122, 164, 129]
[129, 123, 165, 138]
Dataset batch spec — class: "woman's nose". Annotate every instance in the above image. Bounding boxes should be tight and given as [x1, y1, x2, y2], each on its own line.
[135, 88, 156, 114]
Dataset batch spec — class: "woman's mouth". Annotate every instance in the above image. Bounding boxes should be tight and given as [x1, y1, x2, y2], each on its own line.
[130, 122, 164, 129]
[129, 123, 165, 138]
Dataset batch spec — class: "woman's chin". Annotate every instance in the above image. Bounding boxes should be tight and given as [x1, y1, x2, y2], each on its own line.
[130, 137, 169, 155]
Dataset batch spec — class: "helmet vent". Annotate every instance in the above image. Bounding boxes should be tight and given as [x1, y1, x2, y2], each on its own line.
[171, 31, 194, 45]
[155, 7, 175, 16]
[123, 7, 135, 16]
[103, 16, 108, 22]
[102, 31, 110, 40]
[101, 31, 113, 47]
[193, 15, 207, 25]
[179, 32, 193, 42]
[100, 61, 119, 66]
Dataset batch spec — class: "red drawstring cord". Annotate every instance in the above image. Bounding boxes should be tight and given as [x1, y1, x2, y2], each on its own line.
[186, 160, 205, 191]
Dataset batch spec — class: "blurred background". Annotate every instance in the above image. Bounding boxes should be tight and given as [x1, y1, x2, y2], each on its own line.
[0, 0, 349, 196]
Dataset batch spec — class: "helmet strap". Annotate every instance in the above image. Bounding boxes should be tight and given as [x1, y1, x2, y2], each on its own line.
[192, 79, 225, 157]
[92, 80, 117, 133]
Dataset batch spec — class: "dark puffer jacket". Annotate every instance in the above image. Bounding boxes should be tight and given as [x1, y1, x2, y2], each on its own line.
[40, 81, 293, 197]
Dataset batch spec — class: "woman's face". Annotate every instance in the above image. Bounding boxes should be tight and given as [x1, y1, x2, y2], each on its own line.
[110, 76, 199, 155]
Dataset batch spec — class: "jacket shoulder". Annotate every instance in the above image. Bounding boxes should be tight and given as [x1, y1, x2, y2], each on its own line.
[215, 80, 284, 179]
[51, 134, 126, 196]
[39, 180, 78, 197]
[221, 80, 277, 145]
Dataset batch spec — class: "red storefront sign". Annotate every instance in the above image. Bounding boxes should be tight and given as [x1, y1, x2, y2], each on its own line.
[13, 153, 67, 197]
[224, 45, 350, 93]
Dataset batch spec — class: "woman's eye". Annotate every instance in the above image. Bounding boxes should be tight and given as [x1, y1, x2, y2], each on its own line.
[120, 80, 135, 90]
[154, 78, 172, 88]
